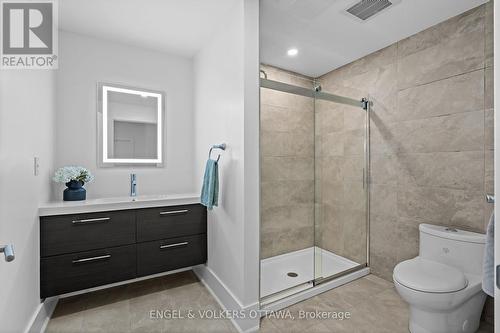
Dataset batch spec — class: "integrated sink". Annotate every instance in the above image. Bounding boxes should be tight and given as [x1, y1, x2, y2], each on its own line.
[39, 193, 200, 216]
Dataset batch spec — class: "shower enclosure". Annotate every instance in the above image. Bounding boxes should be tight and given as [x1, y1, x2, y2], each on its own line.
[259, 68, 370, 305]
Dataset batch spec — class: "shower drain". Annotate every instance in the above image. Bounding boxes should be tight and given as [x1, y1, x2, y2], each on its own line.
[287, 272, 298, 277]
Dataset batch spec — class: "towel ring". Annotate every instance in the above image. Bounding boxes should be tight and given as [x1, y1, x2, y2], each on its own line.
[209, 143, 226, 162]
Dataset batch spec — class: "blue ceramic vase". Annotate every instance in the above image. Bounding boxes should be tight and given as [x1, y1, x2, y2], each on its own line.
[63, 180, 86, 201]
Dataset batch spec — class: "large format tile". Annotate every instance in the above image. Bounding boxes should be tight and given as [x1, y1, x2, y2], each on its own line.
[315, 100, 344, 135]
[370, 184, 398, 218]
[261, 204, 314, 233]
[261, 130, 314, 157]
[485, 108, 494, 151]
[261, 225, 314, 258]
[397, 70, 484, 121]
[371, 111, 484, 154]
[484, 0, 494, 68]
[260, 104, 313, 133]
[397, 30, 484, 90]
[396, 151, 484, 191]
[46, 271, 236, 333]
[261, 89, 314, 111]
[261, 157, 314, 182]
[370, 154, 398, 186]
[397, 186, 484, 231]
[261, 180, 314, 211]
[398, 6, 484, 58]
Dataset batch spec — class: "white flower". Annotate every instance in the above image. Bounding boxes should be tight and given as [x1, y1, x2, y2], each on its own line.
[53, 166, 94, 184]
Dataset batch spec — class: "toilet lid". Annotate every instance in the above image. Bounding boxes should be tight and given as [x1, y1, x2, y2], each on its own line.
[394, 258, 467, 293]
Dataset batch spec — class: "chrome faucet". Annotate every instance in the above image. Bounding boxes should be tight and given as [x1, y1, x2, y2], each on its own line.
[130, 173, 137, 197]
[0, 244, 14, 262]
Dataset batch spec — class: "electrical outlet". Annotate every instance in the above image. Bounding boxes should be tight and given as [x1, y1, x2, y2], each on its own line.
[34, 157, 40, 176]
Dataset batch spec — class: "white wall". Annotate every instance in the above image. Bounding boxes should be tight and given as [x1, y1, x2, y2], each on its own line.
[193, 0, 260, 331]
[0, 71, 55, 332]
[55, 31, 195, 199]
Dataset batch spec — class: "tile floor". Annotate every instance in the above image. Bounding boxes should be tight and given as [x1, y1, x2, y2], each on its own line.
[46, 271, 494, 333]
[45, 271, 236, 333]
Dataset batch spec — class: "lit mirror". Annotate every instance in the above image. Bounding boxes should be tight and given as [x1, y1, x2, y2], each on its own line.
[98, 83, 165, 166]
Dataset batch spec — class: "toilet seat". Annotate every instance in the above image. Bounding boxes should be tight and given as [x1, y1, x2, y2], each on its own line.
[394, 258, 468, 293]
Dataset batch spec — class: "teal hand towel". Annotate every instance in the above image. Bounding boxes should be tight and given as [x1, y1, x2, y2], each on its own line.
[201, 159, 219, 210]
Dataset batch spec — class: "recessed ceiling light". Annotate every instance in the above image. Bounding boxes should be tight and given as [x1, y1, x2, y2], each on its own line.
[287, 48, 298, 56]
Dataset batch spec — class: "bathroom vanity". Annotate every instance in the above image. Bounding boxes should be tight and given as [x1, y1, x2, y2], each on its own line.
[38, 195, 206, 298]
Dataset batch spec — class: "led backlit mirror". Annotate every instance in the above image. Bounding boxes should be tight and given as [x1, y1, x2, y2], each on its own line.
[98, 83, 165, 166]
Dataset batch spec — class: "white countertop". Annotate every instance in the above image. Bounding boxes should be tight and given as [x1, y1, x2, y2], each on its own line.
[38, 193, 201, 216]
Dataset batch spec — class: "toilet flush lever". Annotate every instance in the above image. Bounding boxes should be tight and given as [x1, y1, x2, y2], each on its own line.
[0, 245, 14, 262]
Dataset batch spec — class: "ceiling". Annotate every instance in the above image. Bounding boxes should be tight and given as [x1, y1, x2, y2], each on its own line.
[59, 0, 236, 57]
[261, 0, 489, 77]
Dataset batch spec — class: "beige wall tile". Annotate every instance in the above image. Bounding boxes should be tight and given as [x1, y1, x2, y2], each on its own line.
[396, 151, 484, 191]
[370, 214, 399, 280]
[261, 88, 313, 111]
[370, 154, 398, 186]
[261, 204, 314, 233]
[397, 186, 484, 231]
[319, 131, 345, 157]
[485, 1, 494, 68]
[315, 100, 344, 135]
[485, 67, 494, 109]
[343, 155, 364, 183]
[261, 131, 314, 157]
[397, 70, 484, 121]
[260, 104, 313, 133]
[343, 129, 364, 156]
[395, 218, 420, 263]
[373, 111, 484, 154]
[261, 156, 314, 181]
[485, 150, 494, 193]
[485, 108, 494, 150]
[339, 44, 397, 79]
[397, 30, 484, 90]
[260, 225, 314, 259]
[370, 184, 398, 218]
[343, 181, 366, 212]
[261, 180, 314, 210]
[398, 6, 484, 58]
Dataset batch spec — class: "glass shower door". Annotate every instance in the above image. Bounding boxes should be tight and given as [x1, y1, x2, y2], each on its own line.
[314, 93, 369, 283]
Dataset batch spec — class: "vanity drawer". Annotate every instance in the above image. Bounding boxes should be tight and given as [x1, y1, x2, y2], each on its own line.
[40, 210, 136, 257]
[136, 204, 206, 242]
[40, 244, 136, 298]
[137, 234, 206, 277]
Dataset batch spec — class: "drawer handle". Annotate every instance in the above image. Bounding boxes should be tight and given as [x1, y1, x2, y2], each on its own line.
[159, 209, 189, 216]
[72, 254, 111, 264]
[159, 242, 188, 250]
[72, 217, 111, 225]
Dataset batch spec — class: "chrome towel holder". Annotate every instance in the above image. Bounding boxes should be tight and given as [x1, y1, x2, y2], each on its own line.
[209, 143, 226, 162]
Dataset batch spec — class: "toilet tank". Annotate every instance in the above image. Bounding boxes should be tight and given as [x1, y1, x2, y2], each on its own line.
[419, 224, 486, 275]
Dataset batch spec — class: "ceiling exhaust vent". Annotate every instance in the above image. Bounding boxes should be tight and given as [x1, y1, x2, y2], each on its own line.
[346, 0, 393, 21]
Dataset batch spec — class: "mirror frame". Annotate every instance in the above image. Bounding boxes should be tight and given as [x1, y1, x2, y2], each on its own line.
[97, 82, 166, 167]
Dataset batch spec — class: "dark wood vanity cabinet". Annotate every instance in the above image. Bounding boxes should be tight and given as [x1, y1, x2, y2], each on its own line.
[40, 204, 207, 298]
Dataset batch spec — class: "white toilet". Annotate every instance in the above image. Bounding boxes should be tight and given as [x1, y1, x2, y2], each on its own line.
[393, 224, 487, 333]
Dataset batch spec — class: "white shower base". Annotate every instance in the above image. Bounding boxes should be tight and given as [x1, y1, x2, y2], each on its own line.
[260, 246, 360, 299]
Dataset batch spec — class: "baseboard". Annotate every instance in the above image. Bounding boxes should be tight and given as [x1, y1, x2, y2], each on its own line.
[193, 265, 260, 333]
[26, 297, 58, 333]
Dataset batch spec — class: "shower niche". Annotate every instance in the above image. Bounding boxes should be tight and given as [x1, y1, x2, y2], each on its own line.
[259, 66, 370, 304]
